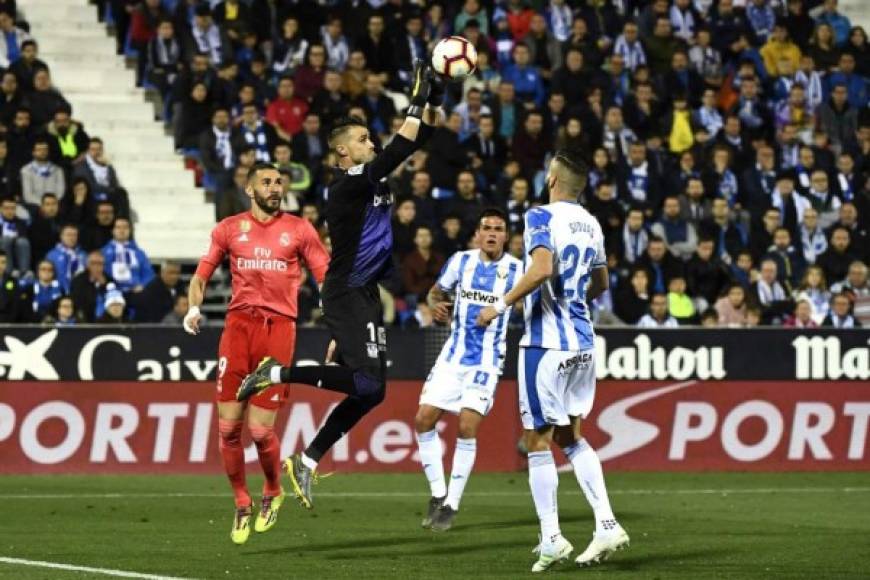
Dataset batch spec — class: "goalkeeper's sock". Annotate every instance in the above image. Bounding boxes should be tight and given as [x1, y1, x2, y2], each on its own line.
[445, 437, 476, 510]
[416, 429, 446, 498]
[563, 438, 616, 534]
[528, 450, 561, 543]
[218, 419, 250, 508]
[273, 365, 356, 396]
[249, 423, 282, 497]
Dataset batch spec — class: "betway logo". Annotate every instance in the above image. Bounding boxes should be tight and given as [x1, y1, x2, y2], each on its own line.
[595, 335, 725, 380]
[793, 336, 869, 380]
[595, 381, 870, 463]
[459, 288, 499, 304]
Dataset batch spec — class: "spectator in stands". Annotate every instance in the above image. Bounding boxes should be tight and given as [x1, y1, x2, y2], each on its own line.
[45, 224, 86, 294]
[408, 170, 436, 228]
[742, 145, 778, 212]
[355, 74, 396, 142]
[0, 249, 19, 322]
[637, 236, 684, 295]
[616, 267, 651, 325]
[183, 4, 231, 66]
[101, 218, 154, 295]
[217, 164, 251, 221]
[28, 193, 60, 265]
[818, 83, 858, 152]
[753, 258, 793, 324]
[162, 293, 198, 326]
[827, 202, 867, 260]
[7, 108, 36, 190]
[198, 106, 237, 196]
[666, 276, 695, 324]
[798, 207, 828, 265]
[45, 107, 89, 171]
[830, 260, 869, 300]
[0, 71, 22, 127]
[652, 196, 698, 262]
[28, 69, 70, 128]
[805, 170, 842, 229]
[10, 39, 47, 91]
[447, 171, 485, 240]
[454, 88, 491, 140]
[72, 138, 127, 217]
[294, 44, 327, 102]
[356, 14, 392, 79]
[320, 16, 349, 72]
[784, 299, 818, 328]
[401, 225, 444, 306]
[311, 70, 349, 128]
[21, 260, 62, 322]
[80, 201, 115, 253]
[426, 111, 465, 191]
[637, 292, 679, 328]
[794, 265, 832, 325]
[20, 139, 64, 209]
[133, 261, 182, 322]
[0, 9, 30, 69]
[70, 250, 113, 322]
[0, 197, 30, 277]
[341, 50, 368, 101]
[272, 15, 307, 79]
[435, 214, 466, 258]
[175, 81, 212, 150]
[392, 198, 418, 259]
[465, 114, 507, 192]
[618, 141, 661, 216]
[97, 287, 128, 324]
[822, 292, 861, 327]
[680, 177, 712, 227]
[502, 43, 545, 108]
[146, 19, 181, 102]
[618, 208, 648, 265]
[763, 226, 805, 291]
[686, 237, 731, 311]
[292, 112, 327, 177]
[817, 0, 852, 46]
[715, 283, 748, 327]
[237, 102, 277, 163]
[505, 177, 530, 234]
[511, 110, 550, 181]
[266, 76, 308, 142]
[45, 295, 78, 326]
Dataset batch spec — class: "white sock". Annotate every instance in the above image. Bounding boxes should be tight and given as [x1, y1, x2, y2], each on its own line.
[301, 452, 318, 470]
[445, 438, 476, 510]
[269, 366, 282, 383]
[416, 430, 446, 498]
[563, 438, 617, 534]
[528, 450, 560, 543]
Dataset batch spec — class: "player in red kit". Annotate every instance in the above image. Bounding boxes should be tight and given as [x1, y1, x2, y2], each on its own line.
[183, 162, 329, 545]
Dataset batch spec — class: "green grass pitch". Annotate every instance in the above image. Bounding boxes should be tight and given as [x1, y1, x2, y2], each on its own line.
[1, 472, 868, 579]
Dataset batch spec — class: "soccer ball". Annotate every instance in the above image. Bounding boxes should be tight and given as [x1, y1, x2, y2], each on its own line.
[431, 36, 478, 80]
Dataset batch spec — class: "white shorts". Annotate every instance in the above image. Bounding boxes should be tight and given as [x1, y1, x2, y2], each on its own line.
[518, 346, 596, 431]
[419, 363, 500, 416]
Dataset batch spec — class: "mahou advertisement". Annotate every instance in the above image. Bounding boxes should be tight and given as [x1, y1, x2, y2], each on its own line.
[1, 379, 867, 474]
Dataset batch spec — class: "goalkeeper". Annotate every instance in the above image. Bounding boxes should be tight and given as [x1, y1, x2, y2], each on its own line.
[237, 60, 444, 509]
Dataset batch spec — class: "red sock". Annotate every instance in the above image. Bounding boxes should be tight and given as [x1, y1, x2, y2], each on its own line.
[249, 423, 282, 497]
[218, 419, 250, 508]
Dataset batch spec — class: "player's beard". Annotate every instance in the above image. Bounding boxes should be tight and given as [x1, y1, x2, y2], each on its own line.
[254, 192, 282, 215]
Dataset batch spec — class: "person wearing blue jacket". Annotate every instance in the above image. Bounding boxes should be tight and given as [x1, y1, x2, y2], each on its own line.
[45, 224, 87, 293]
[101, 217, 154, 294]
[501, 43, 545, 108]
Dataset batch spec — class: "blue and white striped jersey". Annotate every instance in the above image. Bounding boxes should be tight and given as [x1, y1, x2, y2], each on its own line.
[520, 201, 606, 351]
[436, 249, 523, 372]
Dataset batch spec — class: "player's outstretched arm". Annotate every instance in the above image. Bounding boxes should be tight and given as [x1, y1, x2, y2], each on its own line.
[476, 247, 553, 327]
[586, 267, 609, 302]
[367, 61, 443, 182]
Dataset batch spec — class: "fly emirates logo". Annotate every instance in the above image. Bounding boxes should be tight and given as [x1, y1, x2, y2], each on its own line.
[236, 247, 288, 271]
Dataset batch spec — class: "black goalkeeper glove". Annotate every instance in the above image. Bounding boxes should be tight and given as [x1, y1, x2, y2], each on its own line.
[407, 59, 431, 119]
[426, 66, 446, 107]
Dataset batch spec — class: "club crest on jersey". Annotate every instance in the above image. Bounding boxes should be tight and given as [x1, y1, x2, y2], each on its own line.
[279, 232, 291, 247]
[497, 266, 509, 279]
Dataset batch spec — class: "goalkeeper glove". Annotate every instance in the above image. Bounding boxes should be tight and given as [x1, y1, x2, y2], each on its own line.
[406, 59, 431, 119]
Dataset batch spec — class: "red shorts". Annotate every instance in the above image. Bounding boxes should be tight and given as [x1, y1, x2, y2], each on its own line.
[216, 309, 296, 410]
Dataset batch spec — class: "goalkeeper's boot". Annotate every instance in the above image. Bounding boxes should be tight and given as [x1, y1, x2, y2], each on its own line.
[254, 490, 285, 533]
[421, 496, 445, 529]
[284, 453, 319, 510]
[236, 357, 280, 401]
[430, 504, 457, 532]
[575, 524, 630, 567]
[230, 505, 253, 545]
[531, 535, 573, 573]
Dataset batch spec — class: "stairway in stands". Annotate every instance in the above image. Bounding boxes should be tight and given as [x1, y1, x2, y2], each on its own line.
[22, 0, 212, 261]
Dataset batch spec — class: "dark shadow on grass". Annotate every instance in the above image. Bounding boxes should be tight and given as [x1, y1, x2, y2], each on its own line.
[240, 534, 429, 556]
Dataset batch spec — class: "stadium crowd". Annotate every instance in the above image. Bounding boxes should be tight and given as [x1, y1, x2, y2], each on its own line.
[1, 0, 869, 330]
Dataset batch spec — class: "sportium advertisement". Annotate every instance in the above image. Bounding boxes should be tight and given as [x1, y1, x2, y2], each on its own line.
[1, 379, 867, 474]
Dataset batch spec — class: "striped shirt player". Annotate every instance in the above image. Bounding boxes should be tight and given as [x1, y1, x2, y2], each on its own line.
[474, 154, 627, 571]
[421, 248, 522, 416]
[415, 209, 520, 532]
[517, 201, 605, 430]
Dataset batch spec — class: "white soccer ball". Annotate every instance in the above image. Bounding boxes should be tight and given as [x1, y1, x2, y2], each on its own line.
[431, 36, 478, 80]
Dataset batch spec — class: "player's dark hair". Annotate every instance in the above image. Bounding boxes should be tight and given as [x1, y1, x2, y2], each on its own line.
[328, 116, 367, 151]
[247, 161, 278, 183]
[552, 149, 588, 193]
[477, 207, 508, 230]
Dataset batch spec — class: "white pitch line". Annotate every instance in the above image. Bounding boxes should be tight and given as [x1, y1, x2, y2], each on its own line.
[0, 487, 868, 500]
[0, 557, 194, 580]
